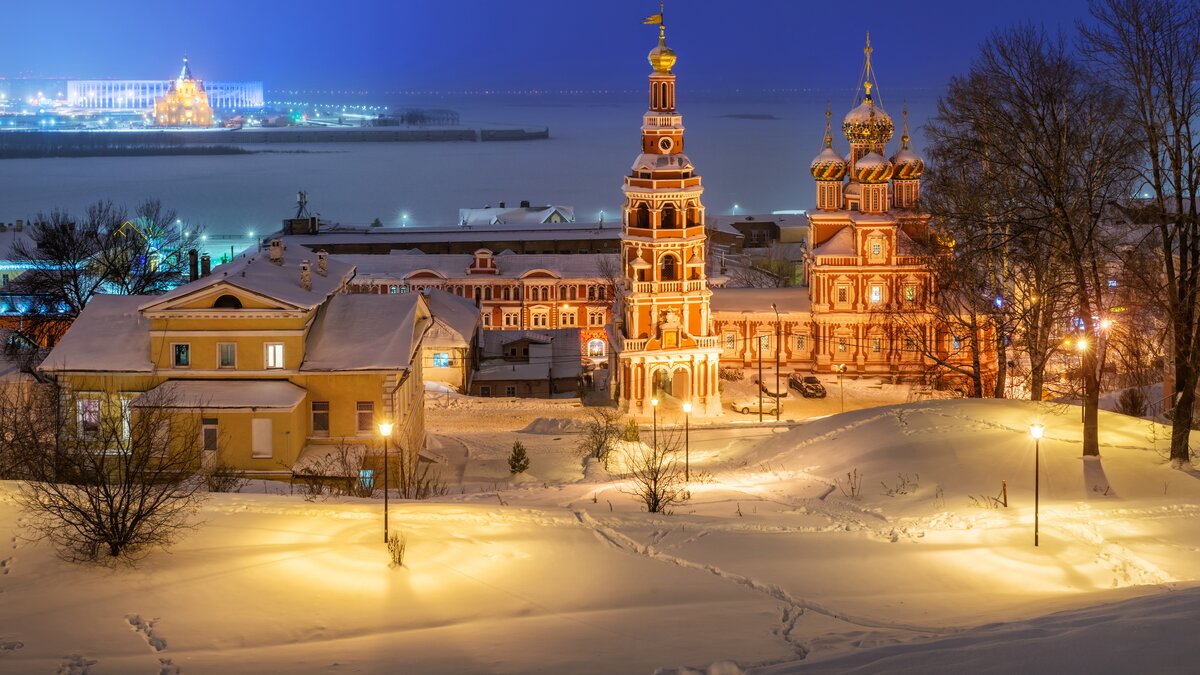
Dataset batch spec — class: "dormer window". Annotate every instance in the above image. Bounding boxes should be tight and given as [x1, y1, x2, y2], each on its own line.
[213, 294, 242, 309]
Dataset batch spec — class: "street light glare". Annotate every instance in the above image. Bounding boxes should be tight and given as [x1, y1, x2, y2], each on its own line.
[682, 402, 692, 414]
[1030, 424, 1044, 440]
[651, 398, 659, 407]
[377, 421, 394, 436]
[1076, 338, 1089, 352]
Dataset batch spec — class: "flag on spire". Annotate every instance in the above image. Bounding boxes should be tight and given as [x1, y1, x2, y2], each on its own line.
[642, 13, 663, 25]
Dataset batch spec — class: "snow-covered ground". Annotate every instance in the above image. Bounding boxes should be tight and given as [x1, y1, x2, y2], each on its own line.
[2, 397, 1198, 674]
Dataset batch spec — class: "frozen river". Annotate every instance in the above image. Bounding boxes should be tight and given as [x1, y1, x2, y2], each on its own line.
[0, 94, 937, 236]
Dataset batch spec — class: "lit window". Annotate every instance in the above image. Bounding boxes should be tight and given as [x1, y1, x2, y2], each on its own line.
[311, 402, 329, 437]
[78, 399, 100, 436]
[904, 286, 916, 302]
[389, 285, 399, 294]
[218, 343, 236, 369]
[356, 401, 374, 434]
[838, 337, 848, 352]
[871, 242, 882, 256]
[587, 338, 606, 357]
[795, 335, 806, 351]
[173, 343, 190, 367]
[869, 286, 883, 304]
[872, 338, 882, 353]
[952, 336, 963, 350]
[265, 343, 284, 369]
[724, 333, 736, 350]
[433, 352, 451, 368]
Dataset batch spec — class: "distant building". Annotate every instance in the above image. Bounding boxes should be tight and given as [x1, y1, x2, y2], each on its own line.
[420, 289, 480, 393]
[154, 57, 213, 127]
[470, 329, 582, 398]
[68, 76, 263, 112]
[280, 220, 620, 255]
[458, 201, 574, 226]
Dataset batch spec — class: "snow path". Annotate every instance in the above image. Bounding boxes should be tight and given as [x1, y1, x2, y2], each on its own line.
[573, 510, 952, 644]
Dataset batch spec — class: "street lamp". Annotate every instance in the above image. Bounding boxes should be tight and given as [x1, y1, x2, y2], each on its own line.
[1029, 423, 1044, 547]
[651, 397, 659, 451]
[377, 420, 394, 544]
[757, 330, 765, 422]
[682, 401, 692, 481]
[771, 303, 781, 422]
[834, 363, 847, 413]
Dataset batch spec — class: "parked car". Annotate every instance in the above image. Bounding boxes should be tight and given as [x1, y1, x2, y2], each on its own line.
[788, 373, 828, 398]
[752, 376, 788, 399]
[730, 399, 780, 416]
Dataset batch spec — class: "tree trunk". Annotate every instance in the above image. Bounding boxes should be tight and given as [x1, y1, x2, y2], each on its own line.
[993, 328, 1007, 398]
[1170, 358, 1195, 464]
[1081, 350, 1100, 457]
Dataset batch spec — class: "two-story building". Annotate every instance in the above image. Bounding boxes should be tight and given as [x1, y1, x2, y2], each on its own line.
[39, 243, 432, 477]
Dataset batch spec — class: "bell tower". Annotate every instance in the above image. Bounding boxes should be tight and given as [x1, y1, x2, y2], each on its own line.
[615, 6, 723, 417]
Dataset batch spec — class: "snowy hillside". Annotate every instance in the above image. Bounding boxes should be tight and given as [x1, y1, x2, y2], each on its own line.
[1, 398, 1198, 674]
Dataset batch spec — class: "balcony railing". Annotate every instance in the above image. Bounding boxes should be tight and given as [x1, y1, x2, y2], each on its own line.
[623, 338, 648, 352]
[694, 336, 719, 350]
[633, 280, 701, 294]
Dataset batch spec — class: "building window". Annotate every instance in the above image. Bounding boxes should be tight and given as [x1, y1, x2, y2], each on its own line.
[218, 343, 236, 369]
[905, 337, 917, 352]
[531, 311, 549, 327]
[505, 386, 517, 397]
[837, 287, 848, 303]
[265, 343, 284, 369]
[587, 338, 606, 357]
[433, 352, 451, 368]
[172, 343, 190, 368]
[202, 418, 219, 452]
[78, 399, 100, 437]
[356, 401, 374, 434]
[869, 285, 883, 304]
[871, 241, 882, 256]
[588, 286, 596, 300]
[480, 386, 492, 396]
[482, 313, 492, 327]
[388, 285, 399, 294]
[904, 285, 916, 302]
[311, 402, 329, 437]
[795, 335, 806, 351]
[251, 418, 272, 458]
[952, 336, 963, 350]
[503, 287, 511, 301]
[504, 311, 520, 327]
[872, 338, 882, 353]
[560, 311, 577, 326]
[758, 334, 771, 351]
[838, 337, 848, 353]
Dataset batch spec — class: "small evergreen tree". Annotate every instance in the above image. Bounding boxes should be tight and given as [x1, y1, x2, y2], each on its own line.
[508, 441, 530, 474]
[370, 217, 383, 228]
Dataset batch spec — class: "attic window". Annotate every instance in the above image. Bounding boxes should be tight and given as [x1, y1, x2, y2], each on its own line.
[213, 294, 242, 309]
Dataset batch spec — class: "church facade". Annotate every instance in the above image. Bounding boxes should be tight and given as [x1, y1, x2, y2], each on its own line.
[154, 57, 214, 127]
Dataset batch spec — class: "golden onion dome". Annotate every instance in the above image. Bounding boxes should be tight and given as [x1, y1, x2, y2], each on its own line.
[855, 151, 894, 183]
[811, 146, 846, 181]
[648, 37, 677, 73]
[890, 105, 923, 178]
[842, 84, 894, 146]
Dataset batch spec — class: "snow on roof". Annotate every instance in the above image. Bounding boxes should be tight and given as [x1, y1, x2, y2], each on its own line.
[280, 221, 620, 247]
[811, 226, 854, 256]
[141, 251, 355, 312]
[422, 289, 480, 349]
[474, 361, 551, 382]
[458, 205, 575, 226]
[301, 293, 427, 371]
[477, 328, 582, 380]
[133, 379, 307, 409]
[709, 287, 812, 315]
[341, 251, 618, 281]
[0, 227, 36, 261]
[630, 153, 694, 172]
[41, 295, 153, 372]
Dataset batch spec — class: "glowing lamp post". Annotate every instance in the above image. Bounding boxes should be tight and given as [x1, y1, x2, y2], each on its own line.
[682, 401, 692, 481]
[1030, 423, 1044, 547]
[772, 303, 781, 422]
[377, 420, 394, 544]
[651, 397, 659, 452]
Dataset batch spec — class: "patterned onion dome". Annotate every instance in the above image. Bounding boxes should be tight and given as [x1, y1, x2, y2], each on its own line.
[810, 146, 846, 181]
[842, 88, 894, 146]
[855, 151, 894, 183]
[890, 145, 924, 179]
[648, 38, 677, 74]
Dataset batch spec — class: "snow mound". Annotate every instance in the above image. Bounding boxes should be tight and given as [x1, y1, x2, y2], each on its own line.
[522, 417, 586, 434]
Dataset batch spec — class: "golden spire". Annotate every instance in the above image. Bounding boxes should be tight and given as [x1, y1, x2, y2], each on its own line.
[645, 1, 676, 73]
[901, 100, 910, 149]
[824, 100, 833, 148]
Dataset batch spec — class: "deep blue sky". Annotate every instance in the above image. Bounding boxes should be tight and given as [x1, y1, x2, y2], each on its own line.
[3, 0, 1093, 94]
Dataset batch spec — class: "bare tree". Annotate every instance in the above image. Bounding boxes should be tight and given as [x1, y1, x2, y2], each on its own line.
[11, 199, 198, 346]
[14, 381, 208, 561]
[1080, 0, 1200, 464]
[577, 406, 625, 467]
[622, 428, 689, 514]
[927, 25, 1137, 455]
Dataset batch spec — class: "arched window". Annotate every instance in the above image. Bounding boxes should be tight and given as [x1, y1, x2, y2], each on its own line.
[660, 254, 678, 281]
[485, 287, 493, 301]
[634, 204, 650, 228]
[502, 287, 510, 301]
[661, 203, 677, 229]
[569, 286, 577, 301]
[213, 294, 242, 309]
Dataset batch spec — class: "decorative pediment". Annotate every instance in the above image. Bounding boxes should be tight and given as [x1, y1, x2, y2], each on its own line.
[141, 281, 300, 313]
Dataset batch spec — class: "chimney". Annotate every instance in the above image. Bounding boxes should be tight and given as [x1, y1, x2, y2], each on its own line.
[269, 238, 284, 265]
[316, 250, 328, 276]
[188, 250, 199, 282]
[299, 259, 312, 291]
[200, 253, 212, 277]
[498, 201, 505, 208]
[520, 200, 530, 208]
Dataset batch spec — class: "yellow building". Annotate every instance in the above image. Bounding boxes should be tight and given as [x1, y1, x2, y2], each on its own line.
[39, 243, 432, 478]
[154, 57, 214, 127]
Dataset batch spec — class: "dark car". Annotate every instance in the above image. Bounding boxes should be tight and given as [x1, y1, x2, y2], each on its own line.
[788, 373, 828, 398]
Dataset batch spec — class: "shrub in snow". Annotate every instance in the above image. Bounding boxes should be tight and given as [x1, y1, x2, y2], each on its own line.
[388, 531, 407, 568]
[578, 407, 625, 466]
[621, 419, 641, 442]
[508, 441, 530, 474]
[1116, 387, 1148, 417]
[622, 429, 690, 514]
[836, 468, 862, 499]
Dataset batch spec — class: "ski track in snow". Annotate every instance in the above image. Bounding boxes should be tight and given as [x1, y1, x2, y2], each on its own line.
[56, 654, 97, 675]
[573, 508, 951, 661]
